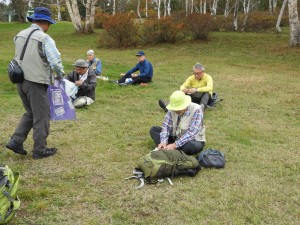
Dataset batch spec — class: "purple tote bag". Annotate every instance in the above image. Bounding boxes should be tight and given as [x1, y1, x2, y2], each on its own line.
[47, 80, 77, 121]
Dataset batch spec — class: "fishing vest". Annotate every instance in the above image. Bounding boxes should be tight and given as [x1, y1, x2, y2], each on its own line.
[15, 27, 53, 84]
[170, 102, 206, 142]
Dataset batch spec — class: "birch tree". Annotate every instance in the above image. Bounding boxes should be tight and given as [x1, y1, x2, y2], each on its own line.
[157, 0, 161, 19]
[65, 0, 98, 33]
[276, 0, 287, 32]
[233, 0, 239, 31]
[288, 0, 300, 46]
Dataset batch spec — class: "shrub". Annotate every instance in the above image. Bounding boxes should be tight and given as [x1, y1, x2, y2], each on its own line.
[94, 11, 111, 29]
[213, 15, 235, 32]
[244, 11, 276, 32]
[100, 13, 140, 48]
[141, 17, 185, 44]
[184, 14, 213, 40]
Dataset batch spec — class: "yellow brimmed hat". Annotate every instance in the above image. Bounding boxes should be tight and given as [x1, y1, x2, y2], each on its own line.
[166, 91, 191, 111]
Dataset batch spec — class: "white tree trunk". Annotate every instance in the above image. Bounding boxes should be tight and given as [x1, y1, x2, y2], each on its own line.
[242, 0, 251, 31]
[276, 0, 287, 32]
[167, 0, 171, 16]
[204, 0, 207, 14]
[200, 0, 203, 14]
[164, 0, 167, 17]
[233, 0, 239, 31]
[191, 0, 194, 14]
[185, 0, 188, 16]
[113, 0, 116, 16]
[158, 0, 161, 19]
[224, 0, 230, 17]
[288, 0, 300, 46]
[56, 0, 61, 21]
[65, 0, 83, 32]
[211, 0, 218, 16]
[137, 0, 142, 23]
[146, 0, 148, 18]
[269, 0, 273, 14]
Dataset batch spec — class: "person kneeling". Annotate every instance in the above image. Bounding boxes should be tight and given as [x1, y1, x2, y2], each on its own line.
[65, 59, 97, 108]
[150, 90, 205, 156]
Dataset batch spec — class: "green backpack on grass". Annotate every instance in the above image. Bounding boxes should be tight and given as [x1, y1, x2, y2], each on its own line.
[0, 165, 20, 224]
[136, 150, 200, 184]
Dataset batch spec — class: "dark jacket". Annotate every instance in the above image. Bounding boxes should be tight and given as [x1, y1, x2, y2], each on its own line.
[65, 69, 97, 100]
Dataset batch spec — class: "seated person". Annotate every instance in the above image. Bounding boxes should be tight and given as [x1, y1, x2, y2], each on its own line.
[180, 63, 213, 109]
[86, 49, 102, 76]
[150, 90, 205, 156]
[65, 59, 97, 108]
[115, 51, 153, 85]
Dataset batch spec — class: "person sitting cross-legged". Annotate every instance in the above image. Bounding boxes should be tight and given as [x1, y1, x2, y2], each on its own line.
[114, 51, 153, 86]
[65, 59, 97, 108]
[150, 90, 206, 156]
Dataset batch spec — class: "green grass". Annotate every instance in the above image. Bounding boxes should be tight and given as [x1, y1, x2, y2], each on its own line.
[0, 22, 299, 225]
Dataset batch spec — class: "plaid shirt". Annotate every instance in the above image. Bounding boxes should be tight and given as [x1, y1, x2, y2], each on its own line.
[160, 106, 203, 148]
[31, 24, 64, 77]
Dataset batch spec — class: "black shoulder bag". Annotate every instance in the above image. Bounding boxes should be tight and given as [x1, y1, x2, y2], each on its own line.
[8, 29, 39, 84]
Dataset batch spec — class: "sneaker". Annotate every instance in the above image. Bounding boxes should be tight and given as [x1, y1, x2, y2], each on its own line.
[158, 100, 168, 112]
[32, 148, 57, 159]
[109, 80, 119, 84]
[6, 138, 27, 155]
[96, 75, 103, 79]
[101, 77, 109, 81]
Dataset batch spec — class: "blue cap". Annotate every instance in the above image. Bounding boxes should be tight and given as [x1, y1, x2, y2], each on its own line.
[27, 7, 56, 24]
[136, 51, 145, 56]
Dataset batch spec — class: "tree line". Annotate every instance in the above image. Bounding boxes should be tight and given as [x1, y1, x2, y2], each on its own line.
[0, 0, 299, 46]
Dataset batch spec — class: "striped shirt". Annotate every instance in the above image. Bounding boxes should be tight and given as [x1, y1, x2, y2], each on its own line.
[160, 106, 203, 148]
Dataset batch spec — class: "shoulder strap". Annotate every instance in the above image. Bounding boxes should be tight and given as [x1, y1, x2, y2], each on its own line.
[20, 28, 39, 61]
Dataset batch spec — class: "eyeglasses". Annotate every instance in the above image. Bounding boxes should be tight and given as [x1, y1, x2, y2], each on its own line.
[193, 71, 203, 76]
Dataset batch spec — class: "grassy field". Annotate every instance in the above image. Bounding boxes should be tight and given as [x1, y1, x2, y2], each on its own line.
[0, 22, 299, 225]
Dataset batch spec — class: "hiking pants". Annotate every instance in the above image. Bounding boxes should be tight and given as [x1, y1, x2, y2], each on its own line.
[12, 80, 50, 153]
[149, 126, 205, 155]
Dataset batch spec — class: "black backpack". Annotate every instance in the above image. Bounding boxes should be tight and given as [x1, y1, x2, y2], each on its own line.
[197, 149, 225, 168]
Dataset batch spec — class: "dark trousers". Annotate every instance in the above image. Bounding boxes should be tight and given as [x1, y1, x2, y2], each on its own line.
[12, 80, 50, 153]
[118, 74, 151, 84]
[189, 92, 211, 108]
[149, 126, 205, 155]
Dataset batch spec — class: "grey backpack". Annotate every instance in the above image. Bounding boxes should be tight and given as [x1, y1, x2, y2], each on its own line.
[197, 149, 225, 168]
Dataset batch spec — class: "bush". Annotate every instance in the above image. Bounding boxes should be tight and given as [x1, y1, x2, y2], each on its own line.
[184, 14, 213, 40]
[244, 11, 276, 32]
[94, 11, 111, 29]
[141, 17, 185, 44]
[100, 13, 140, 48]
[213, 15, 235, 32]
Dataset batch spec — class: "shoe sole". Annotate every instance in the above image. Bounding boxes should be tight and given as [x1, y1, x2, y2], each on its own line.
[33, 148, 57, 159]
[6, 144, 27, 155]
[158, 100, 168, 112]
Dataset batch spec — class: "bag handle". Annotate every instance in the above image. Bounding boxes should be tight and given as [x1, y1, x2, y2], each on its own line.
[20, 29, 39, 61]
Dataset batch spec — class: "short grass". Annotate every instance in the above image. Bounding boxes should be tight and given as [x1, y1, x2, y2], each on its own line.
[0, 22, 299, 225]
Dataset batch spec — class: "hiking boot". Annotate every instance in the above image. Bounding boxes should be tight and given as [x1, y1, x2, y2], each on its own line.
[32, 148, 57, 159]
[158, 100, 168, 112]
[6, 138, 27, 155]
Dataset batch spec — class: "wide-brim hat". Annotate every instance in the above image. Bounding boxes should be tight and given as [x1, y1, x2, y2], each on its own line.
[166, 91, 191, 111]
[27, 7, 56, 24]
[72, 59, 89, 68]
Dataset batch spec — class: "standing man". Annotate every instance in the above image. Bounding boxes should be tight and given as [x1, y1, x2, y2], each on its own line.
[150, 90, 205, 156]
[6, 7, 64, 159]
[180, 63, 213, 109]
[65, 59, 97, 108]
[86, 49, 102, 78]
[115, 51, 153, 85]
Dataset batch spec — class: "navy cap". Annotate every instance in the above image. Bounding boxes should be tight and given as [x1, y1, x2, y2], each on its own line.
[27, 7, 56, 24]
[136, 51, 145, 56]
